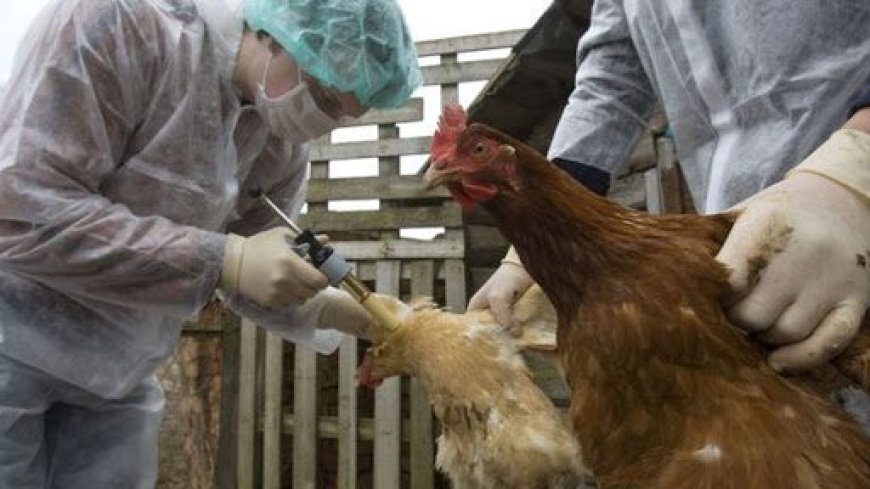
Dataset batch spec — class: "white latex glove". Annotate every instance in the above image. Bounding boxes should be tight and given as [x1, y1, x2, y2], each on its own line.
[220, 227, 328, 309]
[467, 246, 535, 333]
[717, 129, 870, 373]
[309, 287, 372, 339]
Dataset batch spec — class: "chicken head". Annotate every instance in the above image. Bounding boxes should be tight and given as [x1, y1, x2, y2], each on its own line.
[424, 105, 520, 211]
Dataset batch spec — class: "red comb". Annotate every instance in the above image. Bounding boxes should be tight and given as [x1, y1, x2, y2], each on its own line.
[431, 104, 467, 162]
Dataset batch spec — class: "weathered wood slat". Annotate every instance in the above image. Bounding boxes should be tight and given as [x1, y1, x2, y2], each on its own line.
[444, 257, 467, 312]
[279, 415, 413, 442]
[374, 261, 402, 489]
[409, 260, 435, 293]
[216, 315, 241, 489]
[254, 329, 266, 485]
[306, 175, 448, 202]
[309, 136, 430, 161]
[299, 204, 463, 232]
[293, 347, 318, 489]
[337, 336, 358, 489]
[440, 53, 459, 108]
[263, 334, 284, 489]
[409, 261, 435, 489]
[625, 130, 657, 174]
[655, 137, 690, 213]
[353, 260, 454, 282]
[237, 319, 258, 489]
[609, 171, 647, 210]
[644, 169, 662, 215]
[656, 137, 678, 213]
[422, 59, 505, 86]
[337, 262, 360, 489]
[415, 30, 526, 56]
[379, 124, 401, 187]
[339, 98, 424, 127]
[296, 157, 326, 489]
[330, 238, 463, 261]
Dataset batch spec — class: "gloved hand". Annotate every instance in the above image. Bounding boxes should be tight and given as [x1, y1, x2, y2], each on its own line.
[220, 227, 328, 309]
[308, 287, 373, 338]
[717, 128, 870, 373]
[467, 246, 535, 334]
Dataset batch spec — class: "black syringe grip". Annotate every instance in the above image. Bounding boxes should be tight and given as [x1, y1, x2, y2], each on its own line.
[296, 230, 352, 286]
[294, 229, 333, 268]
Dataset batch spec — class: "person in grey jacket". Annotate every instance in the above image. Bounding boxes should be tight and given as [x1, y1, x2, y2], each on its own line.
[472, 1, 870, 374]
[0, 0, 420, 486]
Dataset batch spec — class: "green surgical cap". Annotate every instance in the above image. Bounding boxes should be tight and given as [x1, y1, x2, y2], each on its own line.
[243, 0, 423, 108]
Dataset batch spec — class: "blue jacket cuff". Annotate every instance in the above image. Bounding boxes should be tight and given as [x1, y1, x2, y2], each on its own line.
[552, 158, 611, 196]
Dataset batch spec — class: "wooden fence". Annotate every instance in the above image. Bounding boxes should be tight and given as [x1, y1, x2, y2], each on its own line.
[220, 30, 528, 489]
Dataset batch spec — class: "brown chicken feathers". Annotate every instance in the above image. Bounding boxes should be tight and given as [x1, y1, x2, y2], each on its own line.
[423, 104, 870, 488]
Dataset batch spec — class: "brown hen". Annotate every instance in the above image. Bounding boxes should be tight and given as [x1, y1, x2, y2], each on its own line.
[424, 104, 870, 488]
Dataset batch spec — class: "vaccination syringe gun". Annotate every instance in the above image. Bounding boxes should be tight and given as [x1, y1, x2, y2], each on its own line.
[250, 189, 401, 332]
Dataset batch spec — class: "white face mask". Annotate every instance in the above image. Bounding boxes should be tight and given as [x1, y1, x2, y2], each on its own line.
[255, 53, 340, 143]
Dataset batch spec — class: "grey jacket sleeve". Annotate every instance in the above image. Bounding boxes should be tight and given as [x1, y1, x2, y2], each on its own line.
[547, 0, 658, 177]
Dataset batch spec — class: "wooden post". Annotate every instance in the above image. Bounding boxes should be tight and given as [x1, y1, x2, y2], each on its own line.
[263, 333, 284, 489]
[644, 168, 663, 215]
[292, 157, 330, 489]
[440, 53, 459, 106]
[336, 337, 359, 489]
[292, 346, 318, 489]
[254, 328, 266, 487]
[655, 136, 689, 214]
[337, 262, 360, 489]
[237, 319, 258, 489]
[372, 118, 403, 489]
[373, 260, 402, 489]
[408, 261, 435, 489]
[443, 254, 467, 312]
[215, 314, 241, 489]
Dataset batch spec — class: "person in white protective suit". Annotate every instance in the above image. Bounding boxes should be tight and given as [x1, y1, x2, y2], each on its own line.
[472, 1, 870, 373]
[0, 0, 421, 486]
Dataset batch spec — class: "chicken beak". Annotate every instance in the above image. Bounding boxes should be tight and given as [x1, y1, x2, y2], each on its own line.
[423, 160, 458, 190]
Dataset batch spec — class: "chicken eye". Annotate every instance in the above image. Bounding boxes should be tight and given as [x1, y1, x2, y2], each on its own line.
[473, 142, 486, 155]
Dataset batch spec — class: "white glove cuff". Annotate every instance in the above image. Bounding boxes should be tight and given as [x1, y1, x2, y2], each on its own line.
[788, 129, 870, 203]
[219, 233, 245, 293]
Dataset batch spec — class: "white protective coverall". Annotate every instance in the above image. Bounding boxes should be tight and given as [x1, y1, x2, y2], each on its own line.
[548, 0, 870, 213]
[0, 0, 343, 486]
[543, 0, 870, 436]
